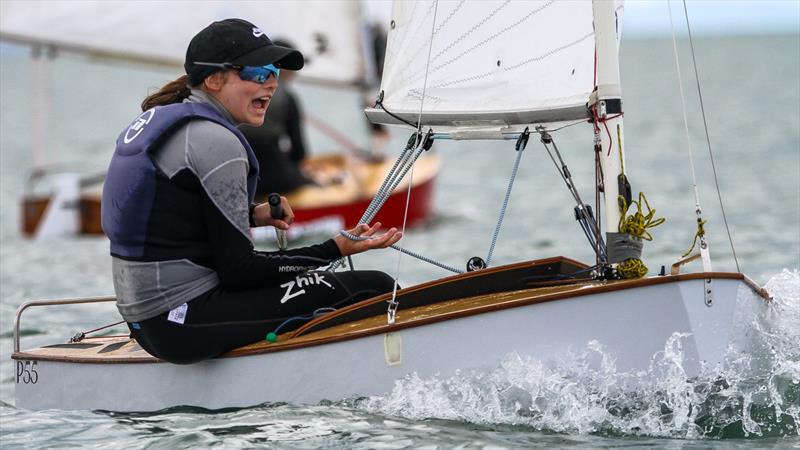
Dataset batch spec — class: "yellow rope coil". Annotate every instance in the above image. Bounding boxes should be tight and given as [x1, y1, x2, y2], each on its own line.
[618, 192, 666, 240]
[616, 192, 665, 279]
[617, 258, 648, 279]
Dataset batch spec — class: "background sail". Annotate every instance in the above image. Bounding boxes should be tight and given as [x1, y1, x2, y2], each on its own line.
[0, 0, 366, 86]
[366, 0, 601, 132]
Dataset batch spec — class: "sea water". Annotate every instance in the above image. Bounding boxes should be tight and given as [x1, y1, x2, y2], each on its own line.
[1, 36, 798, 448]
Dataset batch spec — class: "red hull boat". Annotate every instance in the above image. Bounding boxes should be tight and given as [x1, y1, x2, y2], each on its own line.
[22, 153, 441, 239]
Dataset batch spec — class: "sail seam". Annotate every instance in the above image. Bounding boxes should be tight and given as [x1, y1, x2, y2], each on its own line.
[430, 0, 509, 63]
[396, 0, 469, 82]
[413, 0, 556, 84]
[431, 31, 593, 89]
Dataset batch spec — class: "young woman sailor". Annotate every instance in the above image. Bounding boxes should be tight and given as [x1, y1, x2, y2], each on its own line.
[101, 18, 401, 364]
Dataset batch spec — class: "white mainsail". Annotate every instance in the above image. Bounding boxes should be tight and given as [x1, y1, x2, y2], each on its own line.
[0, 0, 367, 86]
[366, 0, 604, 131]
[367, 0, 628, 243]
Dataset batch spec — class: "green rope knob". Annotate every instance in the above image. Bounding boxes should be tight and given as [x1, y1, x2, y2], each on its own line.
[266, 332, 277, 343]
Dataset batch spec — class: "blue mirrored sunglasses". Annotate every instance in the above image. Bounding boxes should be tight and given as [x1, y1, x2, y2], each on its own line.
[193, 62, 280, 84]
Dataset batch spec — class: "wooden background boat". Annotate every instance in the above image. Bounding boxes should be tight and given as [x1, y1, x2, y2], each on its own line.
[9, 1, 434, 240]
[287, 153, 439, 230]
[22, 152, 440, 239]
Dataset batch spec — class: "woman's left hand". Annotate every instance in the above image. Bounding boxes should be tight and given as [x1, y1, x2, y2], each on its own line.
[334, 222, 402, 257]
[252, 196, 294, 230]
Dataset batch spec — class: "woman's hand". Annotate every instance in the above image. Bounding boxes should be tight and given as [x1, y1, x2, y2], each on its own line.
[334, 222, 402, 257]
[252, 196, 294, 230]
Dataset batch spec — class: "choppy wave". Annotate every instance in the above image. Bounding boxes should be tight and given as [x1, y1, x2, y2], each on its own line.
[359, 270, 800, 439]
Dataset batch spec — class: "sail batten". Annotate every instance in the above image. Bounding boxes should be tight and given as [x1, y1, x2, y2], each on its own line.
[372, 0, 599, 131]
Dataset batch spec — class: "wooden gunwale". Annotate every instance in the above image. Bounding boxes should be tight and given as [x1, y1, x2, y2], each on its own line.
[289, 256, 591, 337]
[12, 264, 767, 364]
[229, 270, 766, 357]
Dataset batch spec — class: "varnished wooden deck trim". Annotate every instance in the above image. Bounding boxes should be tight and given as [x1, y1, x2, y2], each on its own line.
[12, 267, 767, 364]
[12, 336, 159, 364]
[290, 256, 590, 337]
[226, 271, 764, 358]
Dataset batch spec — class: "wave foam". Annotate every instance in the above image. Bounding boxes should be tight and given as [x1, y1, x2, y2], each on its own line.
[358, 270, 800, 438]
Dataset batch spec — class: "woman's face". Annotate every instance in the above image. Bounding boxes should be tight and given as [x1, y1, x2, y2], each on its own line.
[207, 71, 278, 126]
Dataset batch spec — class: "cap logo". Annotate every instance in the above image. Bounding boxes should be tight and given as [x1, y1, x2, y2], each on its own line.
[252, 27, 264, 38]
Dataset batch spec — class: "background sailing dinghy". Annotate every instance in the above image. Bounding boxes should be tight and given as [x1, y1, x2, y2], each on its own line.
[12, 0, 771, 411]
[2, 0, 440, 240]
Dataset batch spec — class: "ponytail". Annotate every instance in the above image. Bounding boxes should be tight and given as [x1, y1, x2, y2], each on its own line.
[140, 75, 193, 111]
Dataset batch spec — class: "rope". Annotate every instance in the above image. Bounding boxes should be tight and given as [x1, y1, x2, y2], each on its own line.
[386, 0, 441, 324]
[327, 139, 415, 271]
[617, 258, 648, 279]
[328, 138, 448, 272]
[366, 144, 426, 223]
[668, 2, 713, 269]
[590, 103, 623, 157]
[70, 320, 125, 343]
[336, 230, 463, 274]
[486, 142, 526, 266]
[616, 192, 665, 278]
[682, 218, 707, 257]
[618, 192, 665, 242]
[359, 142, 419, 224]
[272, 308, 336, 335]
[681, 0, 740, 272]
[375, 99, 419, 128]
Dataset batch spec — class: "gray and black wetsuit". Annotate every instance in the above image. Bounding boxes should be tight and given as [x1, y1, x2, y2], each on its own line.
[102, 90, 393, 364]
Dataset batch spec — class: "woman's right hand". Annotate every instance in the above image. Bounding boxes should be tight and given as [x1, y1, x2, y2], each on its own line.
[333, 222, 402, 257]
[252, 196, 294, 229]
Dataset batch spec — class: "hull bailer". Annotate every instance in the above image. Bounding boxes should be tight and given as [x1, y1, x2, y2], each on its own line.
[14, 274, 765, 411]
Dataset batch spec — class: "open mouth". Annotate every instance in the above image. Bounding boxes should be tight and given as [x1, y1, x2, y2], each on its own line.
[252, 96, 270, 110]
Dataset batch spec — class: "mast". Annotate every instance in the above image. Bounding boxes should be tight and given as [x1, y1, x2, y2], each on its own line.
[592, 0, 626, 236]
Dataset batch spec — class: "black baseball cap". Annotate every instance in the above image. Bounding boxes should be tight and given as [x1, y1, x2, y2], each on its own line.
[185, 18, 304, 85]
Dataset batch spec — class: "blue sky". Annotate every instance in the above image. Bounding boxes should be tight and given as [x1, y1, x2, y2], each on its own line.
[623, 0, 800, 36]
[361, 0, 800, 37]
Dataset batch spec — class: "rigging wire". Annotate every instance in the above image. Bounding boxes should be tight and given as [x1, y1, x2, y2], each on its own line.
[548, 118, 590, 133]
[486, 134, 526, 266]
[539, 130, 606, 262]
[328, 136, 459, 273]
[680, 0, 741, 272]
[667, 1, 711, 267]
[387, 0, 442, 324]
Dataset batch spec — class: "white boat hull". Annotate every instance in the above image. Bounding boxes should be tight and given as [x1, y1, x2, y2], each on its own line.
[14, 277, 764, 411]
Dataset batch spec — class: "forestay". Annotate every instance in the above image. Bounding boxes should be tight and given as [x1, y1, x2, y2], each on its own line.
[0, 0, 366, 86]
[366, 1, 606, 134]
